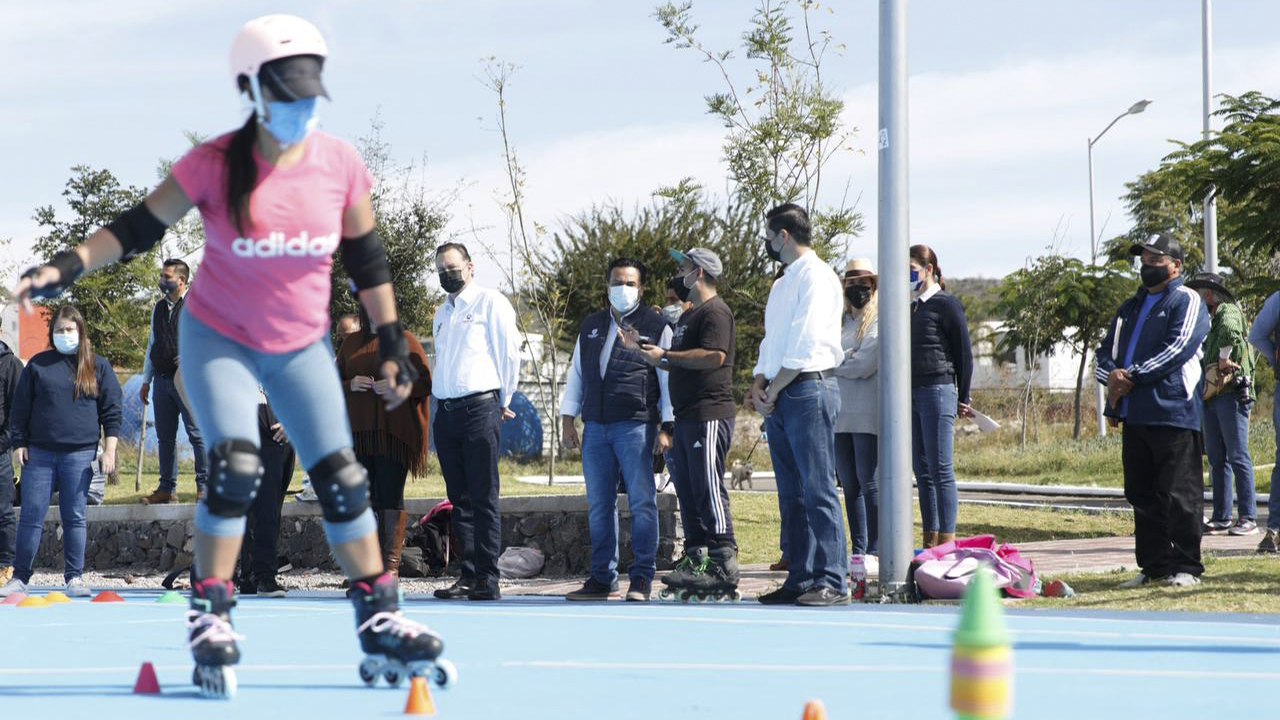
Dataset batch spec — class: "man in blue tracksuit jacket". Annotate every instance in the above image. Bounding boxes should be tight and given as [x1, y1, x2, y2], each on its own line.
[1095, 233, 1210, 588]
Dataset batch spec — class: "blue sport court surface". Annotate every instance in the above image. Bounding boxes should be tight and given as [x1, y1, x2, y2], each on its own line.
[2, 589, 1277, 719]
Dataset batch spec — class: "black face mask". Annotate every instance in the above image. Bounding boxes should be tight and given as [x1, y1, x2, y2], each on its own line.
[764, 230, 783, 262]
[845, 286, 871, 309]
[670, 277, 691, 302]
[159, 279, 179, 294]
[439, 269, 466, 294]
[1139, 263, 1170, 288]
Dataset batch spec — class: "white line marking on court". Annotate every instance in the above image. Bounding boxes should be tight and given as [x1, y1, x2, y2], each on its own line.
[400, 607, 1280, 646]
[0, 663, 351, 676]
[503, 660, 1280, 680]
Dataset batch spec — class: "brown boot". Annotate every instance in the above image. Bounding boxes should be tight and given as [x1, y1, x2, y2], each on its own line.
[768, 556, 789, 572]
[379, 509, 408, 577]
[937, 533, 956, 546]
[141, 489, 177, 505]
[922, 531, 938, 549]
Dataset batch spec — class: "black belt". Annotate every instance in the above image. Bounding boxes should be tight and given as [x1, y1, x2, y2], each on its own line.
[440, 390, 499, 411]
[793, 370, 832, 383]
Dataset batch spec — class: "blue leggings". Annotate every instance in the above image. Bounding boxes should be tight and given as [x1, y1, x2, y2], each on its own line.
[178, 312, 374, 544]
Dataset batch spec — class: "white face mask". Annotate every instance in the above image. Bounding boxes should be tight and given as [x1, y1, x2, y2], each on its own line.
[661, 304, 685, 324]
[608, 285, 640, 314]
[53, 332, 79, 354]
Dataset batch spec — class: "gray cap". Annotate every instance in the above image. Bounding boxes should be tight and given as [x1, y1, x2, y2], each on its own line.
[669, 247, 723, 280]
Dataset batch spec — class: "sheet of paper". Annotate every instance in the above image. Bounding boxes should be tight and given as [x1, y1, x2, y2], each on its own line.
[969, 407, 1001, 433]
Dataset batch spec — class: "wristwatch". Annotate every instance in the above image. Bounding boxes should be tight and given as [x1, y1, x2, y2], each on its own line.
[658, 348, 671, 370]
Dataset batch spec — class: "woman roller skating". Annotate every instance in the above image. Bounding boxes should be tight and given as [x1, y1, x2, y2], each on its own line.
[12, 14, 454, 699]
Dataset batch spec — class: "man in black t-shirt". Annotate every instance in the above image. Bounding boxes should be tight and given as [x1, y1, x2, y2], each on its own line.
[638, 248, 739, 599]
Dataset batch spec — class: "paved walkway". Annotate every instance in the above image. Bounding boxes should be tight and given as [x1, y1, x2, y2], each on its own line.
[500, 532, 1268, 598]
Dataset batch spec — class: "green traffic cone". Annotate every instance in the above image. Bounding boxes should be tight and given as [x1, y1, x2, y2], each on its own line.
[155, 590, 186, 604]
[953, 565, 1010, 649]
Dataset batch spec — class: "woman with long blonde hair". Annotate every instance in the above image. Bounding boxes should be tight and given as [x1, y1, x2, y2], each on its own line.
[832, 259, 880, 583]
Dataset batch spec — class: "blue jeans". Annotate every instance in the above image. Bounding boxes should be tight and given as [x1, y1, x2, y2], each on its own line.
[179, 313, 372, 543]
[765, 377, 847, 593]
[14, 446, 96, 583]
[912, 383, 958, 534]
[835, 432, 878, 556]
[581, 420, 659, 584]
[1202, 394, 1255, 522]
[1270, 391, 1280, 532]
[152, 373, 208, 493]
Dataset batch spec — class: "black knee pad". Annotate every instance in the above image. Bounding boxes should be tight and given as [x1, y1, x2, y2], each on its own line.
[206, 439, 263, 518]
[309, 448, 371, 523]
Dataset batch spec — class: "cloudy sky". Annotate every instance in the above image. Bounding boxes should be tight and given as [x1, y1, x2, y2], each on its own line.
[5, 0, 1280, 289]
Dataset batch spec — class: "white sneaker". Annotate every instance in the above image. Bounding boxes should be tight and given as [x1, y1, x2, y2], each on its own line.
[1118, 572, 1153, 588]
[1167, 573, 1201, 587]
[65, 576, 91, 597]
[0, 577, 27, 598]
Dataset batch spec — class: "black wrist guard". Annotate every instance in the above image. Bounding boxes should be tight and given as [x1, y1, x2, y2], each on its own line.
[376, 320, 419, 387]
[22, 250, 84, 300]
[660, 422, 675, 435]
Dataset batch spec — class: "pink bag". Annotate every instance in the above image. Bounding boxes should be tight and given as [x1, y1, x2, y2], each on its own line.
[911, 535, 1038, 600]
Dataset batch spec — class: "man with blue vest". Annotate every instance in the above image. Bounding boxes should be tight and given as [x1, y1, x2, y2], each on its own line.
[561, 257, 674, 602]
[1095, 232, 1210, 588]
[140, 258, 208, 504]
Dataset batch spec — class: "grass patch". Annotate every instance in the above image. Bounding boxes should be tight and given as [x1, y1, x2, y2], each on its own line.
[1025, 555, 1280, 614]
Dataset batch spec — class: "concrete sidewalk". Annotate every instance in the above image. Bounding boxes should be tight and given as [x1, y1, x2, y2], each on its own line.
[501, 531, 1269, 599]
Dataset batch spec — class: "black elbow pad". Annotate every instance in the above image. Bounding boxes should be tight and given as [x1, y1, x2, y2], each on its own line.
[341, 228, 392, 290]
[106, 202, 167, 261]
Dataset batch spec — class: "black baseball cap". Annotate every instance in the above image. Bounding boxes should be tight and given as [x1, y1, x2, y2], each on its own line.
[1129, 232, 1183, 261]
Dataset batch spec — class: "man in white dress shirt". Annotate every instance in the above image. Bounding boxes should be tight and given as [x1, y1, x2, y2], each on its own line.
[429, 242, 520, 601]
[746, 203, 849, 606]
[560, 258, 673, 602]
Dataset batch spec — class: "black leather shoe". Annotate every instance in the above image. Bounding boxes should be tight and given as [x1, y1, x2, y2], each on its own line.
[467, 584, 502, 601]
[756, 586, 804, 605]
[796, 586, 850, 606]
[433, 580, 473, 600]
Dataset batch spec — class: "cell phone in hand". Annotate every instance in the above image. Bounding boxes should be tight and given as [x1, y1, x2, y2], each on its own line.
[636, 335, 655, 346]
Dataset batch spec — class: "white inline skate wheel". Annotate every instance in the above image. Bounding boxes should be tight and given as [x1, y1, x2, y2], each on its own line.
[433, 658, 458, 689]
[194, 665, 237, 699]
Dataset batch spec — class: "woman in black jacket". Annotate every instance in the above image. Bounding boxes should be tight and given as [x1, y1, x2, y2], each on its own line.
[908, 245, 973, 548]
[0, 305, 122, 598]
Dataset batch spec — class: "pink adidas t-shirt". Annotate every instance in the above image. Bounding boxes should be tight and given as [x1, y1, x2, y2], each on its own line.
[171, 131, 373, 354]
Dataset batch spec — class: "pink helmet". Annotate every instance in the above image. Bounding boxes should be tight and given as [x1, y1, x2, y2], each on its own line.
[229, 14, 328, 82]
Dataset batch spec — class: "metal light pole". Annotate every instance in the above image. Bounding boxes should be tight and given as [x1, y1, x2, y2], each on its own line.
[1087, 98, 1151, 436]
[877, 0, 912, 598]
[1203, 0, 1218, 272]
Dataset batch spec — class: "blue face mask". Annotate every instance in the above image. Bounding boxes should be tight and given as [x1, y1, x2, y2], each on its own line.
[910, 269, 923, 292]
[262, 97, 319, 148]
[53, 332, 79, 355]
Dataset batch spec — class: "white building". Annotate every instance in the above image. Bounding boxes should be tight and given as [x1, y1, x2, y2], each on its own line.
[970, 320, 1096, 392]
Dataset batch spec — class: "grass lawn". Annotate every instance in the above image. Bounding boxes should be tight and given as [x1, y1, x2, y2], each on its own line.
[1022, 555, 1280, 615]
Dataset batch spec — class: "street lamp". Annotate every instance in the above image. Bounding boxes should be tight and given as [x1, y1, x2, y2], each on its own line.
[1087, 98, 1152, 436]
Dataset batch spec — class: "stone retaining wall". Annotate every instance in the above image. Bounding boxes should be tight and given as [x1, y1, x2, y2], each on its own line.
[33, 494, 679, 578]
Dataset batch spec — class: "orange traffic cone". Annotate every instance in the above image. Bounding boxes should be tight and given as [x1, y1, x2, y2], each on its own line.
[404, 676, 436, 716]
[133, 661, 161, 694]
[801, 699, 828, 720]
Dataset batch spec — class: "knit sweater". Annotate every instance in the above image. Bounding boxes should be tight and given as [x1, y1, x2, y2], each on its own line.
[336, 332, 432, 475]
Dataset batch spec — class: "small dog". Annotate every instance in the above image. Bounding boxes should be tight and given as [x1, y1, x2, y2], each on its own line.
[729, 460, 754, 490]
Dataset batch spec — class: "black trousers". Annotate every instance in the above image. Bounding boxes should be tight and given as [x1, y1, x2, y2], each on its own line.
[434, 393, 502, 589]
[670, 418, 735, 549]
[240, 441, 295, 580]
[357, 454, 409, 511]
[1122, 423, 1204, 578]
[0, 450, 14, 567]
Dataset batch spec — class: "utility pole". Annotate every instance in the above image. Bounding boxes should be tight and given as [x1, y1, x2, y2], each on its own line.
[877, 0, 912, 599]
[1203, 0, 1218, 272]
